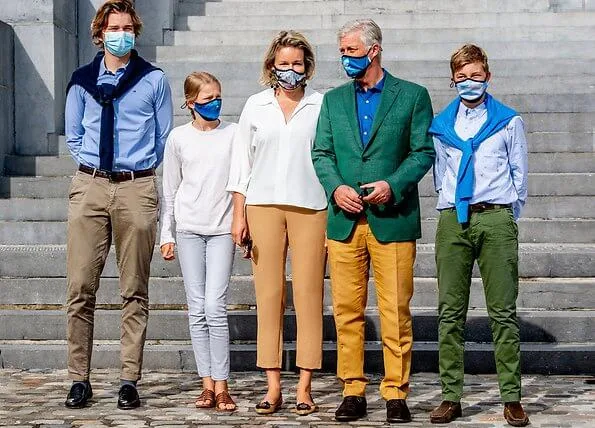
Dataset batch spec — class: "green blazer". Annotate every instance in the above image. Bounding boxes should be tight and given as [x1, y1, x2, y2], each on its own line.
[312, 72, 435, 242]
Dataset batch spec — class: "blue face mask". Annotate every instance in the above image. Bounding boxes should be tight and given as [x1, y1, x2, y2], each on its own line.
[455, 79, 489, 102]
[274, 67, 306, 90]
[341, 47, 373, 78]
[104, 31, 135, 57]
[193, 98, 222, 121]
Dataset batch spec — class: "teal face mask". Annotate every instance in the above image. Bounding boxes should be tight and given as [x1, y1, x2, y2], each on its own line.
[104, 31, 135, 57]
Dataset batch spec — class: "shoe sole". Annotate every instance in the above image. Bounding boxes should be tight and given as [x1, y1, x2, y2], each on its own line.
[387, 417, 412, 423]
[64, 401, 90, 409]
[505, 417, 530, 427]
[117, 401, 140, 410]
[335, 413, 367, 422]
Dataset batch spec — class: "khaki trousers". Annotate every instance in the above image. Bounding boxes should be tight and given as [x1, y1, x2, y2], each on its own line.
[327, 218, 416, 400]
[246, 205, 327, 369]
[66, 171, 158, 381]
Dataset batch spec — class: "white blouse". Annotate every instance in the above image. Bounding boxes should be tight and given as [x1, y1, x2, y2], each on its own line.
[160, 121, 237, 245]
[226, 88, 328, 210]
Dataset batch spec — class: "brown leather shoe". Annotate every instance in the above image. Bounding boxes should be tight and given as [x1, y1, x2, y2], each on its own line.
[430, 400, 462, 424]
[504, 402, 529, 427]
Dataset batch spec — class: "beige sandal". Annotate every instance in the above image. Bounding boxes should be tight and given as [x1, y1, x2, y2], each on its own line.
[255, 394, 283, 414]
[296, 394, 318, 416]
[195, 389, 215, 408]
[215, 390, 237, 412]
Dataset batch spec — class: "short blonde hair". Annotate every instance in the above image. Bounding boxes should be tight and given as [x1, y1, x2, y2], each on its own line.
[182, 72, 221, 118]
[260, 31, 315, 87]
[91, 0, 143, 47]
[450, 44, 490, 75]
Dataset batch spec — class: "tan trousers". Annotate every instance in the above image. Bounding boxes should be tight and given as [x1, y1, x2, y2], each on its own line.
[327, 218, 416, 400]
[66, 171, 158, 381]
[246, 205, 327, 369]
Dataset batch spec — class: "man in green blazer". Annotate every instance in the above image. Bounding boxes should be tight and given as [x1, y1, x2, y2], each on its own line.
[312, 19, 435, 424]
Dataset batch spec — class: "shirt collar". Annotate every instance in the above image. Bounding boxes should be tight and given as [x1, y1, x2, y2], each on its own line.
[99, 58, 129, 76]
[355, 69, 386, 93]
[254, 87, 321, 106]
[457, 99, 487, 120]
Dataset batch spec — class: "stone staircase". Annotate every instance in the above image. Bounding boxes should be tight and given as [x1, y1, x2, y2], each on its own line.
[0, 0, 593, 374]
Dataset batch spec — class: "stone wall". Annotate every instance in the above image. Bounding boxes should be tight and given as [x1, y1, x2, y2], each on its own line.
[0, 20, 15, 173]
[0, 0, 77, 155]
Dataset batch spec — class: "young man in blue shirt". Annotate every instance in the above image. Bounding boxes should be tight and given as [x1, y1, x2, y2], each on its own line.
[429, 44, 529, 427]
[63, 0, 173, 410]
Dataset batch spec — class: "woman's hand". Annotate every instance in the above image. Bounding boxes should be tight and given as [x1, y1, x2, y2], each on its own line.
[231, 216, 249, 246]
[160, 243, 175, 261]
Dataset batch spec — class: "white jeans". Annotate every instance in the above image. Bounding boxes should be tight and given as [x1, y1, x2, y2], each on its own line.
[176, 231, 235, 381]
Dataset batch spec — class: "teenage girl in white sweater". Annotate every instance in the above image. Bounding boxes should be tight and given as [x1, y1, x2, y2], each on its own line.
[160, 72, 237, 411]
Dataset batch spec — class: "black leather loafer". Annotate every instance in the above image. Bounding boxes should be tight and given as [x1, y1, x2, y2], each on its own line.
[117, 384, 140, 410]
[335, 395, 367, 422]
[387, 399, 412, 423]
[65, 382, 93, 408]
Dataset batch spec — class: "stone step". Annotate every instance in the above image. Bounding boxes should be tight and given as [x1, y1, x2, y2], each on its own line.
[1, 195, 592, 222]
[1, 277, 591, 310]
[1, 218, 593, 245]
[167, 93, 595, 117]
[169, 77, 595, 98]
[145, 41, 595, 62]
[1, 173, 593, 198]
[1, 340, 592, 374]
[0, 243, 593, 278]
[157, 59, 595, 79]
[1, 309, 592, 343]
[177, 11, 595, 31]
[199, 0, 551, 17]
[167, 26, 595, 46]
[6, 151, 592, 177]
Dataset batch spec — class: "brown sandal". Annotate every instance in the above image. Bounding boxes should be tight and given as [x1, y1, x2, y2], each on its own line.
[195, 389, 215, 408]
[215, 390, 237, 412]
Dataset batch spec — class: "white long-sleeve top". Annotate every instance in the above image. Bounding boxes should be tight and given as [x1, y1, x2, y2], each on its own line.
[226, 88, 327, 210]
[433, 102, 528, 219]
[160, 121, 237, 245]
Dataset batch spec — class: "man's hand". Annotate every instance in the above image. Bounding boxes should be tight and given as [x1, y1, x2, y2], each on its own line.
[361, 180, 392, 205]
[231, 216, 249, 246]
[160, 243, 175, 261]
[333, 185, 364, 214]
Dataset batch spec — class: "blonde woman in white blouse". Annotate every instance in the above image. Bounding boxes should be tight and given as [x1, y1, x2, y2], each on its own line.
[227, 31, 327, 416]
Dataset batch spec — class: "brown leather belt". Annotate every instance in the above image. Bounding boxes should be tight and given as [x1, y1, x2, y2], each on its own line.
[441, 203, 511, 213]
[78, 164, 155, 182]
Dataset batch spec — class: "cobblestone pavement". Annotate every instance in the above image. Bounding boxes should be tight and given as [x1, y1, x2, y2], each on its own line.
[0, 369, 593, 427]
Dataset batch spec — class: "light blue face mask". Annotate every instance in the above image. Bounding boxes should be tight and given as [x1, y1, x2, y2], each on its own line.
[274, 67, 306, 90]
[455, 79, 489, 102]
[193, 98, 222, 122]
[104, 31, 135, 57]
[341, 47, 373, 78]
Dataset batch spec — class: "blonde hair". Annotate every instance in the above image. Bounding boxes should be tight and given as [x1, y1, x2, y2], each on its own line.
[450, 44, 490, 75]
[182, 72, 222, 118]
[91, 0, 143, 47]
[260, 31, 315, 87]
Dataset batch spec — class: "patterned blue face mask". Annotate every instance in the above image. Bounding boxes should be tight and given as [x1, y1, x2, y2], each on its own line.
[341, 47, 373, 78]
[103, 31, 135, 57]
[454, 79, 489, 102]
[193, 98, 222, 121]
[274, 67, 306, 90]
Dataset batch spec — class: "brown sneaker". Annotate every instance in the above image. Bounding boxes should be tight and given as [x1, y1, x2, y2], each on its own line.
[504, 402, 529, 427]
[430, 400, 462, 424]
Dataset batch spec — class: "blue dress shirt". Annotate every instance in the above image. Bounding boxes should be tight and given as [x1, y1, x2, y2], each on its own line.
[355, 71, 386, 147]
[65, 59, 173, 171]
[433, 102, 529, 219]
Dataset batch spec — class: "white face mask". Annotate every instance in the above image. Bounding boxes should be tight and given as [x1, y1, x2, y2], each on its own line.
[454, 79, 489, 102]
